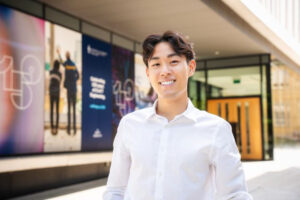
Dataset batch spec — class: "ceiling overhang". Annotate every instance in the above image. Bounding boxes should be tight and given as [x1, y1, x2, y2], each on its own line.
[38, 0, 267, 60]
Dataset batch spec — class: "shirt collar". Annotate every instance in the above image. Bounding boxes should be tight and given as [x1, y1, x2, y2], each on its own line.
[146, 98, 198, 122]
[145, 99, 158, 120]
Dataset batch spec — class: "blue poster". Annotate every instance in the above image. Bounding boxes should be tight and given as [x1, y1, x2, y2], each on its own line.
[82, 35, 112, 151]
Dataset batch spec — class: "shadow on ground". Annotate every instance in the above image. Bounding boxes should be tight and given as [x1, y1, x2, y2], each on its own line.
[248, 167, 300, 200]
[11, 178, 108, 200]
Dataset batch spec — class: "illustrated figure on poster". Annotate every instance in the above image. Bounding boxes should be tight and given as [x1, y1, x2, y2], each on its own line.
[57, 48, 79, 135]
[0, 55, 43, 110]
[113, 79, 134, 116]
[49, 60, 62, 135]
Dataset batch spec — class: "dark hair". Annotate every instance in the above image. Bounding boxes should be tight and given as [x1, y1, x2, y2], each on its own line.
[142, 31, 195, 67]
[53, 60, 60, 71]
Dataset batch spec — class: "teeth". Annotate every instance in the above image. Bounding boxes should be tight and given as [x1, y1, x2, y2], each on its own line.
[161, 80, 174, 85]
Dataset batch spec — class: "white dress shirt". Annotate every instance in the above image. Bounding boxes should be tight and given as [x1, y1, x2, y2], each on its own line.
[103, 99, 252, 200]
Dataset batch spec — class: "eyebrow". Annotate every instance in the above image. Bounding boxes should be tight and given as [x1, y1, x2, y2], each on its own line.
[149, 53, 180, 61]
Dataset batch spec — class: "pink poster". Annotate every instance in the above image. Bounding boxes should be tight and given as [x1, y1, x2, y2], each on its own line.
[0, 5, 45, 155]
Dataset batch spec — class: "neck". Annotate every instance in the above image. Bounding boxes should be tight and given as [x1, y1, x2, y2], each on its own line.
[156, 95, 189, 121]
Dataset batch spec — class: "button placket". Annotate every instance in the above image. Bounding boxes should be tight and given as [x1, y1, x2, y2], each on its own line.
[154, 124, 169, 200]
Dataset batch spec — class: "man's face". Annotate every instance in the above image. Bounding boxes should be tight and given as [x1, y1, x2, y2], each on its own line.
[146, 42, 195, 100]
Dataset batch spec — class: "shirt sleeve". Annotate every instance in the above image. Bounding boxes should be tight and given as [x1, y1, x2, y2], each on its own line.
[103, 118, 131, 200]
[211, 120, 253, 200]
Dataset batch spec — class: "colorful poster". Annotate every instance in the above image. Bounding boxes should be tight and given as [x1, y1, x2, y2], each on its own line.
[112, 46, 135, 138]
[134, 53, 156, 109]
[44, 22, 82, 152]
[0, 5, 45, 155]
[81, 35, 112, 151]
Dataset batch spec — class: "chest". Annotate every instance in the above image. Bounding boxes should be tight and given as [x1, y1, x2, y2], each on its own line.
[124, 121, 215, 169]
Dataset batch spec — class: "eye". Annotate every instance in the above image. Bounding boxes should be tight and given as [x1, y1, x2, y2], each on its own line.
[151, 63, 160, 67]
[171, 60, 179, 65]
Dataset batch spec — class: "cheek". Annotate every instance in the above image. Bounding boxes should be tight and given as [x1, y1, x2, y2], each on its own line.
[149, 76, 157, 86]
[147, 71, 158, 82]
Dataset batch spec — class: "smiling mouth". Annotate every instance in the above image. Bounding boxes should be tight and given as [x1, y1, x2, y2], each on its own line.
[160, 80, 176, 85]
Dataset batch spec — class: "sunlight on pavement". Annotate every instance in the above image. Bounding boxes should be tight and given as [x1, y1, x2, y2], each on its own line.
[48, 186, 107, 200]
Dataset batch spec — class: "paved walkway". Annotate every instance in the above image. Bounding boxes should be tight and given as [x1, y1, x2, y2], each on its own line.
[244, 147, 300, 200]
[11, 147, 300, 200]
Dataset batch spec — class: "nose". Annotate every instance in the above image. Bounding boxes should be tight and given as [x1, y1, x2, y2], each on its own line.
[160, 63, 171, 76]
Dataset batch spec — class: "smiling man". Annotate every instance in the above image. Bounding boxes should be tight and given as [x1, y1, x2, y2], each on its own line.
[103, 31, 252, 200]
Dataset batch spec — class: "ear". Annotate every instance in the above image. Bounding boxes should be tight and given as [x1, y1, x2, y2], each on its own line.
[188, 60, 196, 77]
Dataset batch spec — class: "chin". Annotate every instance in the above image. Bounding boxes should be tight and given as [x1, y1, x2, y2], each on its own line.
[158, 89, 187, 100]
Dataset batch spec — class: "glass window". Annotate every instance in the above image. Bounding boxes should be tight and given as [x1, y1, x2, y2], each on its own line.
[190, 70, 206, 110]
[271, 63, 300, 144]
[207, 66, 261, 97]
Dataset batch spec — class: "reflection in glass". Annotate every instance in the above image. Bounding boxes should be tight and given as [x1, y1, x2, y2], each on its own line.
[207, 67, 260, 97]
[271, 62, 300, 144]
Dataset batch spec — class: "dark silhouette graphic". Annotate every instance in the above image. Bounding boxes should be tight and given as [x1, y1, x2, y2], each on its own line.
[49, 60, 62, 135]
[57, 49, 79, 135]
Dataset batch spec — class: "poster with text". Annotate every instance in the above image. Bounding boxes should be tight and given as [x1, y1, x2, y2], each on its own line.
[0, 5, 45, 155]
[82, 35, 112, 151]
[134, 53, 156, 109]
[112, 46, 135, 138]
[44, 22, 82, 152]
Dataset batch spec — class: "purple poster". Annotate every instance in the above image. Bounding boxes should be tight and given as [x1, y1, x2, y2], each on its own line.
[0, 5, 45, 155]
[112, 45, 135, 138]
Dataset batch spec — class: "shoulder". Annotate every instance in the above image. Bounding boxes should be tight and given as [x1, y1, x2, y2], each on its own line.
[192, 109, 232, 140]
[70, 60, 76, 65]
[199, 112, 233, 142]
[193, 109, 226, 126]
[116, 108, 152, 136]
[120, 107, 152, 124]
[118, 107, 153, 129]
[203, 111, 230, 131]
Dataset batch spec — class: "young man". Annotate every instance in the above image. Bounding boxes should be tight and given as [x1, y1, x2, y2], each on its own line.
[103, 31, 252, 200]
